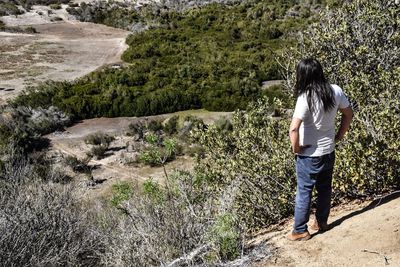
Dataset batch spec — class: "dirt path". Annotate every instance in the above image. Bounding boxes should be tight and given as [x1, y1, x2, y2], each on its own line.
[45, 110, 231, 196]
[251, 194, 400, 267]
[51, 139, 144, 181]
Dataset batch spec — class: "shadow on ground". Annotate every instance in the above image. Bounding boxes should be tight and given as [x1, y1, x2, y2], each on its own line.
[312, 190, 400, 238]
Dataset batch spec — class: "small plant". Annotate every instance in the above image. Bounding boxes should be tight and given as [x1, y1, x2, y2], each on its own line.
[89, 145, 108, 160]
[24, 26, 37, 34]
[138, 138, 179, 166]
[164, 115, 179, 135]
[49, 3, 61, 10]
[138, 147, 161, 166]
[85, 132, 115, 146]
[64, 155, 91, 173]
[208, 213, 241, 261]
[179, 116, 206, 139]
[144, 133, 159, 145]
[111, 181, 133, 207]
[143, 178, 165, 203]
[127, 121, 145, 139]
[146, 120, 163, 132]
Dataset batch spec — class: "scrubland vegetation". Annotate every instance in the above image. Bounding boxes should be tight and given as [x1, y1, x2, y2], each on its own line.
[0, 0, 399, 266]
[15, 0, 320, 119]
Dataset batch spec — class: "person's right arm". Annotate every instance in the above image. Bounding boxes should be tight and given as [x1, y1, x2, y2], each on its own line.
[335, 106, 353, 143]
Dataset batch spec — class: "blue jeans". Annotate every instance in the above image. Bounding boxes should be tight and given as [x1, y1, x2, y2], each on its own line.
[293, 151, 335, 233]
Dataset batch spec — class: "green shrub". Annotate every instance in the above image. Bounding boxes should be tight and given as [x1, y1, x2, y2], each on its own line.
[68, 2, 79, 7]
[142, 178, 165, 203]
[126, 121, 145, 139]
[193, 0, 399, 231]
[14, 1, 316, 120]
[261, 84, 290, 107]
[49, 3, 61, 9]
[89, 145, 108, 160]
[164, 115, 179, 135]
[0, 106, 70, 153]
[144, 133, 159, 145]
[146, 119, 163, 132]
[207, 213, 241, 261]
[100, 171, 219, 266]
[214, 116, 233, 133]
[138, 147, 162, 166]
[64, 155, 91, 173]
[111, 181, 133, 207]
[0, 3, 23, 16]
[192, 98, 294, 230]
[24, 26, 37, 33]
[84, 132, 115, 146]
[282, 0, 400, 197]
[139, 138, 179, 166]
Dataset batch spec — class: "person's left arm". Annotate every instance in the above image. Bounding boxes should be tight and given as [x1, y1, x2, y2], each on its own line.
[289, 117, 303, 154]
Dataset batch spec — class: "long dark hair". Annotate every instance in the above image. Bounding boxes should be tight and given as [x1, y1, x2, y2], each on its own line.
[295, 58, 335, 113]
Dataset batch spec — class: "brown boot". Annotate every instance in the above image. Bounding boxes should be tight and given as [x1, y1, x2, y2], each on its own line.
[310, 220, 329, 232]
[287, 230, 311, 241]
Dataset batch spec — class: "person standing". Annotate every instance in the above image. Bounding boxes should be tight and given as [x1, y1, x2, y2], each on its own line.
[287, 58, 353, 241]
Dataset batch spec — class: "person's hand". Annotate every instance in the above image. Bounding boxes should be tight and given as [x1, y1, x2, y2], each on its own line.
[294, 145, 311, 154]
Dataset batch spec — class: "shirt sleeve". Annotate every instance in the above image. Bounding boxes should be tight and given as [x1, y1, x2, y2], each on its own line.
[337, 87, 351, 109]
[293, 94, 308, 120]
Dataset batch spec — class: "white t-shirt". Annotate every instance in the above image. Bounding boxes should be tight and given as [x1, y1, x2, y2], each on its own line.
[293, 84, 350, 157]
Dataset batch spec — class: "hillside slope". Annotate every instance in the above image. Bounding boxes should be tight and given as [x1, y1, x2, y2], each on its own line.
[251, 193, 400, 267]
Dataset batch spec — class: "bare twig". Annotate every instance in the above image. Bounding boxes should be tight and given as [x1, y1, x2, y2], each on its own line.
[373, 190, 400, 208]
[362, 249, 390, 265]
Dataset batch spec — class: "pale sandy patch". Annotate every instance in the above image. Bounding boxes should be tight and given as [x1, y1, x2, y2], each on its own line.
[0, 6, 129, 103]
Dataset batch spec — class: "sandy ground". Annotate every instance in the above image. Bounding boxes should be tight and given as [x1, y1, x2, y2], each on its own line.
[46, 110, 232, 197]
[0, 5, 129, 103]
[250, 194, 400, 267]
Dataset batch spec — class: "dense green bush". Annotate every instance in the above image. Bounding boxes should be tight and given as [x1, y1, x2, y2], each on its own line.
[193, 0, 399, 231]
[14, 0, 314, 120]
[192, 98, 294, 230]
[208, 213, 242, 261]
[281, 0, 400, 197]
